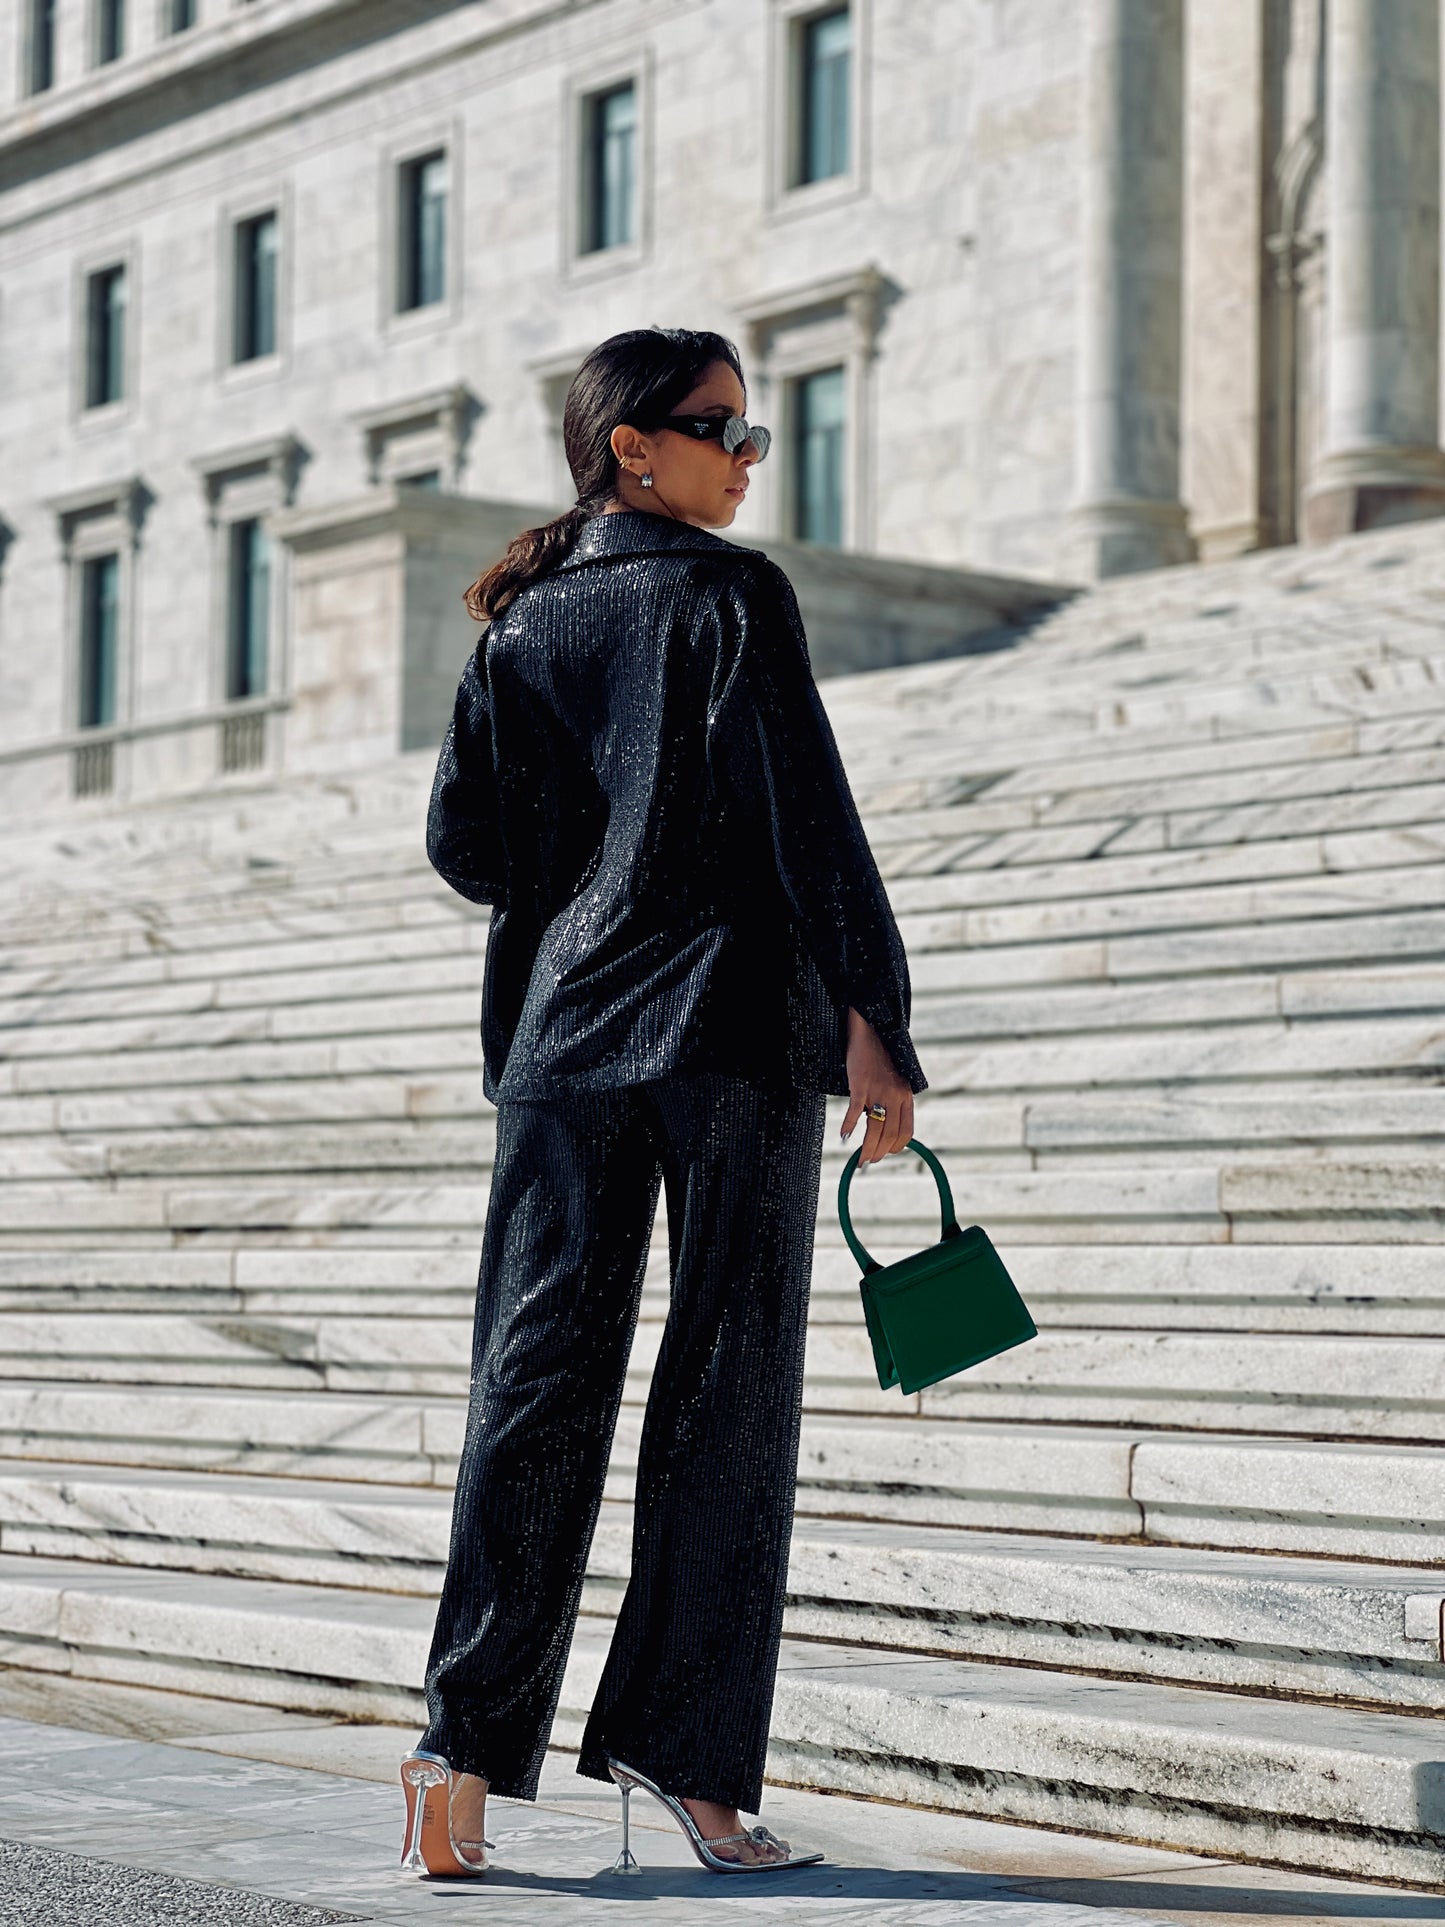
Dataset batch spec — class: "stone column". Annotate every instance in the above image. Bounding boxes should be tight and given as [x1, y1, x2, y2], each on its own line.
[1303, 0, 1445, 540]
[1068, 0, 1192, 579]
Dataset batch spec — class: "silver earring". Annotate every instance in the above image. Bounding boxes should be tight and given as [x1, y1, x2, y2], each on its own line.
[639, 472, 653, 488]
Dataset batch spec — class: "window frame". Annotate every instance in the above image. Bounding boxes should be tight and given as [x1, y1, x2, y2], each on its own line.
[580, 78, 639, 254]
[732, 264, 888, 551]
[84, 264, 127, 409]
[561, 46, 652, 283]
[397, 148, 450, 313]
[788, 362, 848, 547]
[379, 122, 463, 340]
[217, 182, 291, 387]
[225, 515, 273, 702]
[77, 551, 123, 728]
[23, 0, 57, 95]
[93, 0, 126, 67]
[74, 242, 138, 429]
[45, 477, 146, 798]
[797, 7, 851, 187]
[765, 0, 869, 222]
[232, 208, 280, 364]
[191, 434, 300, 747]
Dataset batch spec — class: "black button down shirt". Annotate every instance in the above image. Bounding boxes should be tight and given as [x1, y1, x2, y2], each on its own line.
[426, 508, 928, 1103]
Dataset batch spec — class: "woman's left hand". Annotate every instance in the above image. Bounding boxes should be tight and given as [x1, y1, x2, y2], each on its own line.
[840, 1007, 914, 1163]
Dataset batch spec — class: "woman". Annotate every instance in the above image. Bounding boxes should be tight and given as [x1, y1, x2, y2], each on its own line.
[398, 327, 927, 1881]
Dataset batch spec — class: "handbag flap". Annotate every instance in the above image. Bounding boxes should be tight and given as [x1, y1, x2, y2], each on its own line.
[859, 1225, 1037, 1397]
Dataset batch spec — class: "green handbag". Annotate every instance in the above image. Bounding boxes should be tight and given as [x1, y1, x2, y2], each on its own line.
[837, 1137, 1038, 1396]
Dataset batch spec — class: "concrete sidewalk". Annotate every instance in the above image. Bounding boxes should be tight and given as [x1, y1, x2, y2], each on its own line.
[0, 1668, 1434, 1927]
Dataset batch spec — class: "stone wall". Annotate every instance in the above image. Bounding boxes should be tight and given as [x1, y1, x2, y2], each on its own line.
[5, 0, 1445, 808]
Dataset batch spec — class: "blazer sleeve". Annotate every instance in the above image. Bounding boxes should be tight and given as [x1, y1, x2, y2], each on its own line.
[426, 639, 508, 908]
[709, 559, 928, 1094]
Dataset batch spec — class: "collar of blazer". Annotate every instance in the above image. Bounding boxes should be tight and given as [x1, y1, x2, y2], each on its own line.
[558, 508, 765, 571]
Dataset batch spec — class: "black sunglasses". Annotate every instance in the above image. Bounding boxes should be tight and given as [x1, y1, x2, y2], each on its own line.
[654, 413, 772, 461]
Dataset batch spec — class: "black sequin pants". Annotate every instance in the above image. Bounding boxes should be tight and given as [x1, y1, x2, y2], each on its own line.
[417, 1070, 829, 1814]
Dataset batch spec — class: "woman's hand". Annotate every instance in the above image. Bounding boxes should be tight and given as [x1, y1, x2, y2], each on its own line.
[839, 1007, 914, 1163]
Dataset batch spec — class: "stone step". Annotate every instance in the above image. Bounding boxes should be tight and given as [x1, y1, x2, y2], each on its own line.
[1023, 1089, 1445, 1152]
[0, 862, 461, 949]
[888, 823, 1445, 920]
[0, 1158, 1440, 1249]
[0, 1552, 1439, 1881]
[856, 718, 1361, 815]
[28, 1071, 492, 1137]
[918, 1013, 1445, 1099]
[0, 919, 490, 1008]
[13, 1155, 1440, 1243]
[0, 1160, 1214, 1223]
[0, 957, 1323, 1050]
[1087, 906, 1445, 981]
[904, 861, 1445, 952]
[14, 921, 1445, 1063]
[6, 954, 1437, 1065]
[0, 1460, 1440, 1713]
[3, 746, 1432, 976]
[1, 1311, 1442, 1438]
[920, 958, 1445, 1034]
[0, 892, 472, 974]
[3, 1240, 1442, 1335]
[0, 1380, 1438, 1562]
[992, 653, 1445, 742]
[5, 1034, 1438, 1144]
[0, 720, 1389, 939]
[0, 950, 492, 1032]
[863, 744, 1445, 840]
[842, 683, 1445, 804]
[879, 783, 1445, 879]
[4, 883, 1441, 1040]
[5, 1092, 1444, 1188]
[9, 1007, 1445, 1105]
[8, 763, 1444, 968]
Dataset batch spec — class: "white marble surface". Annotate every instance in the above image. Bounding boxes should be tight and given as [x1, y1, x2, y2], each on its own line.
[0, 1677, 1428, 1927]
[3, 513, 1445, 1887]
[2, 1556, 1444, 1888]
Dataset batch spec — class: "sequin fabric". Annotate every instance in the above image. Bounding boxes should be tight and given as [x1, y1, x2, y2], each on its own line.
[417, 508, 925, 1814]
[417, 1070, 828, 1811]
[425, 507, 928, 1101]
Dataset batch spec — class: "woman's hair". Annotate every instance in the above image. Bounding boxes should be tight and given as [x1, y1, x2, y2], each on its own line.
[462, 326, 745, 622]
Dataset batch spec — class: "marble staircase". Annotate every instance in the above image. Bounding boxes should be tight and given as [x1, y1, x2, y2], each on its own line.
[2, 517, 1444, 1885]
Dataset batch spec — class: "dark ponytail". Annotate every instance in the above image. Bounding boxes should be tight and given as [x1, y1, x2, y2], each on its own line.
[462, 325, 746, 622]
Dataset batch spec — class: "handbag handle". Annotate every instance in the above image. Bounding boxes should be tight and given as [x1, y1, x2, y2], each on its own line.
[837, 1136, 962, 1274]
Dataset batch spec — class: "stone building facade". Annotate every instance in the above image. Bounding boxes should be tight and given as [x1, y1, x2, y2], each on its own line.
[1, 0, 1443, 808]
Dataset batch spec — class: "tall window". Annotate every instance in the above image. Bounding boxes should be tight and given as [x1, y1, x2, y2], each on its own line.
[227, 519, 271, 699]
[792, 365, 846, 547]
[85, 265, 126, 408]
[799, 8, 851, 184]
[234, 211, 278, 361]
[582, 82, 637, 251]
[96, 0, 125, 64]
[398, 152, 447, 311]
[79, 554, 120, 727]
[168, 0, 196, 31]
[28, 0, 56, 93]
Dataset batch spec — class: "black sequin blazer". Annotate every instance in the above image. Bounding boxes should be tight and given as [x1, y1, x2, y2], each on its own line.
[426, 507, 928, 1104]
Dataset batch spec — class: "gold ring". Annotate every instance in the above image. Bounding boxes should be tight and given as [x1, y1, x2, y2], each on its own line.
[866, 1103, 888, 1120]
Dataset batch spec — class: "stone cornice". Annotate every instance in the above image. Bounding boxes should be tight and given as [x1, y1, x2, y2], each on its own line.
[0, 0, 592, 169]
[190, 434, 304, 515]
[732, 264, 891, 361]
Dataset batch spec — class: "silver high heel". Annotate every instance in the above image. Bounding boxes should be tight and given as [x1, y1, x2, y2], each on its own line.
[399, 1749, 495, 1877]
[605, 1757, 824, 1874]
